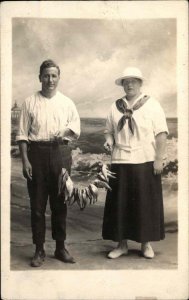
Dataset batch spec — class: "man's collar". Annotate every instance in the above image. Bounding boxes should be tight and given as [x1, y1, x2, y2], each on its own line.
[39, 90, 58, 99]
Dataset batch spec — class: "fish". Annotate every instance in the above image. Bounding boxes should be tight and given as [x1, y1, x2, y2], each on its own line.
[101, 164, 116, 180]
[85, 186, 93, 205]
[74, 187, 80, 208]
[64, 188, 69, 203]
[101, 164, 109, 181]
[65, 176, 74, 197]
[106, 172, 116, 179]
[93, 179, 112, 191]
[78, 188, 84, 210]
[80, 188, 88, 210]
[67, 189, 75, 206]
[58, 168, 69, 196]
[63, 169, 69, 183]
[88, 183, 98, 204]
[97, 172, 108, 182]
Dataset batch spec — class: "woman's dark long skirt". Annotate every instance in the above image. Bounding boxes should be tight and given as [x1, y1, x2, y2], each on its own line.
[102, 162, 165, 243]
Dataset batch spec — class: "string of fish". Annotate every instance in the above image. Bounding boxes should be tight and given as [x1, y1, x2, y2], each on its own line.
[57, 164, 116, 210]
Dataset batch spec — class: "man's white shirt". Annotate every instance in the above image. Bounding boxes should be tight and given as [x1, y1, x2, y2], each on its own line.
[17, 91, 80, 142]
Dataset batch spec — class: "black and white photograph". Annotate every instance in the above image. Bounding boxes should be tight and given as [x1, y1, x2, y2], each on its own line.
[1, 1, 188, 299]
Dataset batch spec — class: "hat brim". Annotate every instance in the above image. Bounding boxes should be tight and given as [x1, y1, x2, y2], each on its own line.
[115, 75, 144, 86]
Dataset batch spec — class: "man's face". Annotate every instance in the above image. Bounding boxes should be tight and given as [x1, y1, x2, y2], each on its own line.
[122, 77, 142, 98]
[39, 67, 60, 93]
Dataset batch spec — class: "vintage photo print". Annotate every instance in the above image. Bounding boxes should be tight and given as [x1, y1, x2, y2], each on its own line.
[1, 1, 188, 299]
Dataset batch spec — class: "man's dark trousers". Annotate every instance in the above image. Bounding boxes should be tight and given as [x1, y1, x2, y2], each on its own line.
[27, 142, 72, 245]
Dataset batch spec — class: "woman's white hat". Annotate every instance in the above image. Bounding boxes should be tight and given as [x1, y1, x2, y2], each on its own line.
[115, 67, 144, 86]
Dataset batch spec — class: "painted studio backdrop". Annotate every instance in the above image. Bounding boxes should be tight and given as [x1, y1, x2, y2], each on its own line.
[11, 18, 177, 270]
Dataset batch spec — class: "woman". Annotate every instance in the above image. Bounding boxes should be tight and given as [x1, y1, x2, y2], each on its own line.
[102, 67, 168, 259]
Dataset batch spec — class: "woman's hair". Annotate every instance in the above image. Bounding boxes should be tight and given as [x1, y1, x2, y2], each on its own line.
[39, 59, 60, 76]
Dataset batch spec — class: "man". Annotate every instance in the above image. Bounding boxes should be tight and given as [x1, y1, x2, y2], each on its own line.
[17, 59, 80, 267]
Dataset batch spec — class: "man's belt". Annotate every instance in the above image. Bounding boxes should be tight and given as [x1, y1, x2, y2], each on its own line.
[29, 140, 69, 146]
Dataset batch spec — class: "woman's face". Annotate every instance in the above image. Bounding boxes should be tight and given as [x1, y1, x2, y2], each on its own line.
[122, 77, 142, 99]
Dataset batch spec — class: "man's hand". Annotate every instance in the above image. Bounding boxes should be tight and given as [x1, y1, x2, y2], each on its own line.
[153, 158, 164, 175]
[64, 128, 75, 138]
[18, 141, 32, 180]
[52, 131, 62, 141]
[104, 141, 113, 152]
[53, 129, 74, 141]
[23, 159, 32, 180]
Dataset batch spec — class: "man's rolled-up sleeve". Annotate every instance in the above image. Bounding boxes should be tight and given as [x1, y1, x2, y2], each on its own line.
[16, 101, 31, 142]
[66, 101, 81, 140]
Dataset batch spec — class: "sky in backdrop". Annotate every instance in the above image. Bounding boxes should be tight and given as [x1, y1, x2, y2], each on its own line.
[12, 18, 176, 118]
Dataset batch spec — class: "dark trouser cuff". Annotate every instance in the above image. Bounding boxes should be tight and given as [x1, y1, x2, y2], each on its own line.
[56, 240, 65, 250]
[34, 243, 44, 252]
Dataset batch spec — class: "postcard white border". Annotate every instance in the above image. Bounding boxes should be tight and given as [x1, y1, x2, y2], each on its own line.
[1, 1, 188, 299]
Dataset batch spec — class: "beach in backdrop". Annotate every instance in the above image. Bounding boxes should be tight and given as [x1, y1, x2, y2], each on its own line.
[12, 117, 177, 151]
[11, 117, 178, 176]
[11, 116, 178, 270]
[11, 116, 178, 200]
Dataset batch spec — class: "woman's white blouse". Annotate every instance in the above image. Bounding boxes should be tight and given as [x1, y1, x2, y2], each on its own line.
[16, 91, 80, 142]
[105, 93, 169, 164]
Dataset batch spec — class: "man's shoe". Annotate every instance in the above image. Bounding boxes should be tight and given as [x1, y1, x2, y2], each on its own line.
[107, 246, 128, 259]
[141, 242, 154, 259]
[31, 250, 46, 267]
[54, 248, 76, 264]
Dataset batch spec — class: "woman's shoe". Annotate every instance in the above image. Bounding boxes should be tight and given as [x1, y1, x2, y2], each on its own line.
[141, 242, 154, 259]
[108, 241, 128, 259]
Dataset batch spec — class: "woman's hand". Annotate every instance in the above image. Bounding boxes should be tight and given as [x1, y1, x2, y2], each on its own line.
[23, 159, 32, 180]
[154, 132, 167, 175]
[153, 158, 164, 175]
[104, 140, 113, 152]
